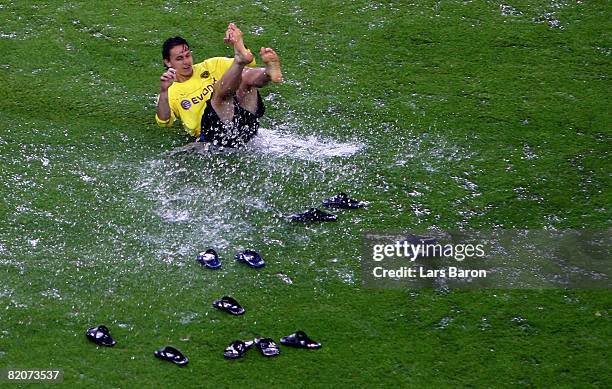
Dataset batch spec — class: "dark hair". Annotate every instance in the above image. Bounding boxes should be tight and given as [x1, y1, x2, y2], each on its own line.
[162, 36, 190, 62]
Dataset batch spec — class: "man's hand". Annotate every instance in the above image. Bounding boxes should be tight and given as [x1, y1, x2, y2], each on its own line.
[160, 67, 176, 92]
[157, 68, 175, 121]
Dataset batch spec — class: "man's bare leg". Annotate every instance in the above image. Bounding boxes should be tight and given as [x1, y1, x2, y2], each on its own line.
[236, 47, 283, 113]
[211, 23, 254, 122]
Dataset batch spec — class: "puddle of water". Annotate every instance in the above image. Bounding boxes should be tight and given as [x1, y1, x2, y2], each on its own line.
[480, 316, 491, 330]
[276, 273, 293, 284]
[335, 268, 355, 285]
[250, 26, 265, 35]
[511, 316, 537, 333]
[178, 311, 199, 325]
[436, 316, 453, 329]
[0, 288, 14, 298]
[500, 5, 523, 17]
[40, 288, 62, 300]
[533, 12, 563, 29]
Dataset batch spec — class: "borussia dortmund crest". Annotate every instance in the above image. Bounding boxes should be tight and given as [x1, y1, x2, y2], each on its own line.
[201, 71, 210, 79]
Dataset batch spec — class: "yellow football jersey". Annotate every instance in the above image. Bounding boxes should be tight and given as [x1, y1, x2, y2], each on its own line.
[155, 57, 255, 137]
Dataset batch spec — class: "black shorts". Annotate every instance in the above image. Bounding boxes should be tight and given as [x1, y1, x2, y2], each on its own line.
[198, 92, 265, 147]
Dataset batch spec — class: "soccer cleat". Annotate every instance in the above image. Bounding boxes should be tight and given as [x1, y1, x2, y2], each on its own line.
[86, 325, 116, 347]
[223, 340, 254, 359]
[212, 296, 246, 315]
[196, 248, 222, 269]
[235, 249, 266, 268]
[290, 208, 337, 222]
[255, 338, 280, 357]
[154, 346, 189, 366]
[321, 192, 368, 209]
[280, 330, 321, 349]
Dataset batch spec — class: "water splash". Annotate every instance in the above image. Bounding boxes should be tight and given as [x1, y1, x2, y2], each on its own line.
[166, 128, 363, 161]
[247, 128, 363, 161]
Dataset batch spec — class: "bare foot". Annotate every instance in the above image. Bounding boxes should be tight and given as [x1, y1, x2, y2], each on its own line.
[224, 23, 253, 65]
[260, 47, 283, 83]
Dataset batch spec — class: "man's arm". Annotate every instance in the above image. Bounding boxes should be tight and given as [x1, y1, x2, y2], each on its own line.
[156, 68, 176, 124]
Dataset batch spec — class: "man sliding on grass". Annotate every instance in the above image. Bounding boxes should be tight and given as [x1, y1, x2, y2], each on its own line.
[155, 23, 282, 147]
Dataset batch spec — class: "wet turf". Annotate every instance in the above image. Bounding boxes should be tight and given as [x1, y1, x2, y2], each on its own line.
[0, 0, 610, 387]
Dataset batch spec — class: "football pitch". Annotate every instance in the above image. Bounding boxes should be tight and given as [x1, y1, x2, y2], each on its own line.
[0, 1, 609, 387]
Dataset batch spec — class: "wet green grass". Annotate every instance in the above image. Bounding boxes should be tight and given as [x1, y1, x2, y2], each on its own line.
[1, 0, 610, 387]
